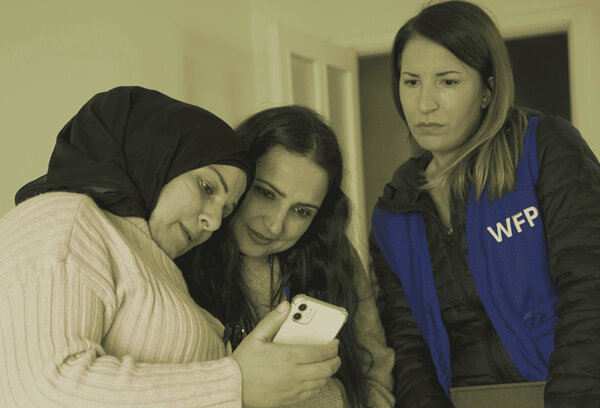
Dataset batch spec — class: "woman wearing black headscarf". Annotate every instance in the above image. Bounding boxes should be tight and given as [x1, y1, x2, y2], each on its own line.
[0, 86, 341, 407]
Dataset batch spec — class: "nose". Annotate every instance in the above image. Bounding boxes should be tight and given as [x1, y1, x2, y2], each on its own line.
[263, 208, 285, 236]
[418, 83, 439, 113]
[198, 203, 223, 232]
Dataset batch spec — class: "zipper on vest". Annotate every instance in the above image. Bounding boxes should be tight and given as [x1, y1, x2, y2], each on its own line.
[445, 227, 454, 241]
[483, 319, 514, 383]
[440, 226, 472, 305]
[437, 214, 509, 385]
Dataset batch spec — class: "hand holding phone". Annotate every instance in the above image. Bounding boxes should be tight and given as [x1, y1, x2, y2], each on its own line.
[273, 294, 348, 345]
[232, 300, 341, 407]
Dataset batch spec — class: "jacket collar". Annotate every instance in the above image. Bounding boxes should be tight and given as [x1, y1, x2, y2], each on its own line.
[377, 154, 432, 213]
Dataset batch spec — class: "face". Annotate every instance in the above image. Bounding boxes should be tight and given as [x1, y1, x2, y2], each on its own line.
[149, 164, 247, 259]
[399, 35, 491, 166]
[230, 146, 329, 259]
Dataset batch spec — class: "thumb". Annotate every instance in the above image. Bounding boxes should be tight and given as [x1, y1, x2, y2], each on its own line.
[249, 300, 290, 342]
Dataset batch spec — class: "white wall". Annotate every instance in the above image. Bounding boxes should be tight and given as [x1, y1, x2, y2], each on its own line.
[2, 0, 598, 217]
[252, 0, 599, 152]
[0, 0, 257, 217]
[359, 55, 411, 221]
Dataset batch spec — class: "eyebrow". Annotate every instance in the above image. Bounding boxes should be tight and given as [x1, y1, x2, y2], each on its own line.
[256, 177, 321, 210]
[209, 166, 228, 193]
[401, 70, 462, 77]
[209, 166, 242, 215]
[436, 70, 462, 77]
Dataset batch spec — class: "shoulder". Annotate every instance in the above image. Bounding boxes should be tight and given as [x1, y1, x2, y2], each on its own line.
[535, 115, 597, 163]
[10, 190, 100, 213]
[5, 192, 107, 233]
[536, 114, 579, 135]
[0, 192, 110, 267]
[378, 156, 427, 208]
[2, 191, 101, 227]
[388, 156, 425, 190]
[533, 115, 600, 200]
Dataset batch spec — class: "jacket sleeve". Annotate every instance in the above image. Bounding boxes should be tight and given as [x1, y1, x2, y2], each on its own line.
[535, 116, 600, 407]
[353, 255, 396, 408]
[369, 232, 453, 408]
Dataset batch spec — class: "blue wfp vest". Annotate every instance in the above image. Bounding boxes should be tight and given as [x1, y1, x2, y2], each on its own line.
[372, 117, 558, 394]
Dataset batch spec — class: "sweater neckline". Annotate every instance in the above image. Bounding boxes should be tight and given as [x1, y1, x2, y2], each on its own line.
[121, 216, 152, 237]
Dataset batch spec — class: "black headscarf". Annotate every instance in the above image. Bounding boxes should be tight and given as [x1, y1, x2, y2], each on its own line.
[15, 86, 255, 219]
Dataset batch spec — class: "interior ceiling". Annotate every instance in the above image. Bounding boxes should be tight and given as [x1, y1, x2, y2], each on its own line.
[252, 0, 587, 48]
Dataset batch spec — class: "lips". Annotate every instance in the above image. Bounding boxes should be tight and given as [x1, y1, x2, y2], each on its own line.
[415, 122, 445, 134]
[247, 226, 275, 245]
[416, 122, 444, 128]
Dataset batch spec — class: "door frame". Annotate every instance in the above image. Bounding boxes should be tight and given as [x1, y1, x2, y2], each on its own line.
[268, 23, 368, 266]
[338, 2, 595, 153]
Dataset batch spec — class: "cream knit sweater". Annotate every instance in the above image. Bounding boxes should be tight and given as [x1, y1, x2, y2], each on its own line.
[0, 192, 242, 407]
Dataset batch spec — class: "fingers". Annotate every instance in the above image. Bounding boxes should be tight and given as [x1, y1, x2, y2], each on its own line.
[296, 378, 329, 395]
[281, 380, 329, 404]
[294, 356, 342, 381]
[296, 389, 321, 402]
[249, 301, 290, 342]
[277, 339, 339, 364]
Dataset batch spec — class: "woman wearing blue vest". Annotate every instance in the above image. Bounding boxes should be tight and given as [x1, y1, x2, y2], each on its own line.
[370, 1, 600, 407]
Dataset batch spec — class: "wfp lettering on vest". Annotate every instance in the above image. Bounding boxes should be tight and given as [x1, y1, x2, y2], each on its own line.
[486, 206, 539, 243]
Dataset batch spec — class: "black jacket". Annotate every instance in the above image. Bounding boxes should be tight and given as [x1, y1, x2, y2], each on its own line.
[371, 116, 600, 407]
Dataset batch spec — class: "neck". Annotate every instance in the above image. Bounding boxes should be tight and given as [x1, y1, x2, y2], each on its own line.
[241, 254, 270, 265]
[427, 152, 457, 175]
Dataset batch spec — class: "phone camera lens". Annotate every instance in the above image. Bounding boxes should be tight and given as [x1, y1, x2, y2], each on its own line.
[298, 304, 307, 311]
[293, 313, 302, 320]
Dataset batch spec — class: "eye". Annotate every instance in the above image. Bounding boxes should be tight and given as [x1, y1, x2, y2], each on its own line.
[441, 79, 459, 87]
[403, 79, 419, 87]
[293, 207, 313, 218]
[253, 185, 275, 200]
[199, 178, 214, 195]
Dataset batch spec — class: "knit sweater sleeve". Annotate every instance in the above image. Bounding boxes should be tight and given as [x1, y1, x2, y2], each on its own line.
[535, 116, 600, 407]
[0, 194, 242, 408]
[281, 379, 346, 408]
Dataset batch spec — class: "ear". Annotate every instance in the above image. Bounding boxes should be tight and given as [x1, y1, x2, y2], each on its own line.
[482, 76, 493, 109]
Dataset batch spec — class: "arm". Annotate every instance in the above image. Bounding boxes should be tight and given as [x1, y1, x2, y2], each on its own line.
[353, 257, 396, 408]
[0, 258, 242, 408]
[370, 232, 453, 408]
[0, 195, 339, 408]
[0, 195, 243, 407]
[277, 254, 398, 408]
[535, 116, 600, 407]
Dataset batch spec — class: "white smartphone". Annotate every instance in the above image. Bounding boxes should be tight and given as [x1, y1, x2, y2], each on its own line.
[273, 294, 348, 345]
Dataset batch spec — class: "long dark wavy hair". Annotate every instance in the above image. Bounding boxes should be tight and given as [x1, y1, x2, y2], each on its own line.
[178, 105, 370, 407]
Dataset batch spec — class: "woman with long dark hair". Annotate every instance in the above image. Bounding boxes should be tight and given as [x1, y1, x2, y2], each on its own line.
[371, 1, 600, 407]
[180, 105, 395, 407]
[0, 87, 341, 407]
